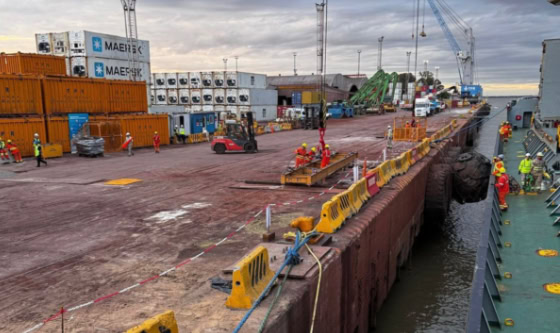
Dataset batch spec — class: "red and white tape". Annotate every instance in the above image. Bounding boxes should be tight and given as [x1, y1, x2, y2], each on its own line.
[22, 172, 352, 333]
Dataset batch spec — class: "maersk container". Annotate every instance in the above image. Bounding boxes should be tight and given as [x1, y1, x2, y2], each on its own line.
[202, 105, 214, 113]
[237, 72, 267, 89]
[167, 89, 178, 104]
[178, 73, 190, 88]
[213, 71, 225, 88]
[190, 89, 202, 104]
[165, 73, 177, 89]
[68, 30, 150, 63]
[226, 89, 238, 105]
[201, 72, 213, 88]
[251, 105, 277, 122]
[0, 74, 43, 115]
[0, 53, 67, 76]
[178, 89, 190, 104]
[192, 105, 202, 113]
[155, 89, 167, 105]
[35, 33, 52, 54]
[190, 72, 201, 88]
[249, 88, 277, 105]
[238, 89, 250, 106]
[154, 73, 166, 88]
[202, 89, 214, 105]
[214, 89, 225, 104]
[226, 71, 238, 88]
[69, 56, 151, 82]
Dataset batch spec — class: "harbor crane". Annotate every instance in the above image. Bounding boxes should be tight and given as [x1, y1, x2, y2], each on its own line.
[422, 0, 482, 103]
[120, 0, 140, 81]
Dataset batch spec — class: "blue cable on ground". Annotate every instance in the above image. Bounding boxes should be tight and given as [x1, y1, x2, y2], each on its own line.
[232, 231, 316, 333]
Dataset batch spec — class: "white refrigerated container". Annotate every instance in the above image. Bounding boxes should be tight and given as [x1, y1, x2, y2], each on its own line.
[68, 30, 150, 62]
[214, 89, 225, 104]
[190, 89, 202, 104]
[202, 89, 214, 105]
[153, 73, 166, 88]
[238, 88, 250, 106]
[190, 72, 202, 88]
[167, 89, 178, 104]
[35, 33, 52, 54]
[165, 73, 178, 89]
[213, 71, 225, 88]
[69, 56, 151, 82]
[226, 71, 238, 88]
[178, 73, 190, 88]
[202, 105, 214, 112]
[155, 89, 167, 105]
[192, 105, 203, 112]
[178, 89, 190, 104]
[226, 105, 239, 117]
[51, 32, 70, 56]
[201, 72, 213, 88]
[226, 89, 238, 105]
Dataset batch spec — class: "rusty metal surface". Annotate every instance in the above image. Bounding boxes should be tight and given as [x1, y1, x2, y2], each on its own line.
[281, 151, 358, 186]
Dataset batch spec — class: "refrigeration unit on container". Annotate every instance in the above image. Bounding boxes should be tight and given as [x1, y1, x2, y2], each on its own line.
[51, 32, 70, 56]
[190, 72, 201, 88]
[0, 53, 67, 75]
[202, 89, 214, 105]
[251, 105, 277, 122]
[213, 71, 225, 88]
[69, 57, 151, 82]
[226, 89, 238, 104]
[178, 89, 190, 104]
[155, 89, 167, 105]
[178, 73, 190, 88]
[167, 89, 178, 104]
[153, 73, 166, 88]
[35, 33, 52, 54]
[202, 105, 214, 113]
[0, 74, 43, 116]
[192, 105, 202, 112]
[190, 89, 202, 104]
[201, 72, 213, 88]
[226, 71, 238, 88]
[249, 88, 277, 105]
[68, 30, 150, 63]
[237, 72, 267, 89]
[238, 89, 250, 106]
[165, 73, 177, 89]
[214, 89, 225, 104]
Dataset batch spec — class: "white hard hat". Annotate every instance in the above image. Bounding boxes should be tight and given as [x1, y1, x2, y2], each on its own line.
[526, 153, 531, 157]
[388, 125, 391, 128]
[498, 154, 504, 159]
[126, 132, 130, 136]
[34, 133, 39, 137]
[537, 152, 544, 157]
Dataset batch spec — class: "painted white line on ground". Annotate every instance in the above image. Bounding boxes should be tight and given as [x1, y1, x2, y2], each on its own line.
[159, 267, 176, 276]
[67, 301, 94, 312]
[119, 283, 140, 294]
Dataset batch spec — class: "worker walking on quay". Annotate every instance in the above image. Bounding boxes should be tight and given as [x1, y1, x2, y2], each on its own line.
[179, 125, 187, 144]
[518, 153, 532, 192]
[295, 143, 307, 168]
[495, 167, 509, 211]
[174, 125, 180, 143]
[6, 140, 22, 163]
[386, 125, 393, 149]
[153, 131, 160, 153]
[531, 152, 546, 191]
[321, 144, 331, 168]
[0, 137, 9, 163]
[34, 138, 47, 167]
[123, 132, 134, 157]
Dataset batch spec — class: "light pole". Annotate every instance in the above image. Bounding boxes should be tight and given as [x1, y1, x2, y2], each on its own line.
[435, 66, 440, 82]
[377, 36, 384, 71]
[223, 58, 228, 72]
[234, 56, 239, 72]
[357, 49, 362, 76]
[406, 51, 412, 99]
[293, 52, 297, 76]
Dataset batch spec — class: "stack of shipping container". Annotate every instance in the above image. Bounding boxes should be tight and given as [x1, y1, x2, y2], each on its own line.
[0, 52, 168, 157]
[149, 71, 278, 122]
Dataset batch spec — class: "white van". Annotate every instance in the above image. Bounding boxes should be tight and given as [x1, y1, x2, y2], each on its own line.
[414, 98, 431, 117]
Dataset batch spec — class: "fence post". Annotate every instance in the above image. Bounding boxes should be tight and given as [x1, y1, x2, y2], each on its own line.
[353, 165, 359, 183]
[265, 205, 271, 233]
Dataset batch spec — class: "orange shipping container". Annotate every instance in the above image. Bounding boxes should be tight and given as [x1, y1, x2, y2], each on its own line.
[42, 76, 109, 115]
[0, 53, 67, 76]
[0, 117, 46, 157]
[0, 74, 44, 115]
[91, 114, 169, 148]
[108, 81, 148, 113]
[45, 116, 71, 153]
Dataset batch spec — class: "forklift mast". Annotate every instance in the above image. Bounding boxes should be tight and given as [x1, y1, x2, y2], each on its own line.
[246, 112, 255, 141]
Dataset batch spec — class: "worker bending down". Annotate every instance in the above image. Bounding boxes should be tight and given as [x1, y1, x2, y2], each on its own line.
[321, 144, 331, 168]
[495, 167, 509, 211]
[531, 152, 546, 191]
[295, 143, 307, 168]
[518, 153, 532, 192]
[306, 147, 317, 165]
[6, 140, 22, 163]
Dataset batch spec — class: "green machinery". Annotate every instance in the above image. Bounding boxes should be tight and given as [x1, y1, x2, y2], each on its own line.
[350, 70, 399, 109]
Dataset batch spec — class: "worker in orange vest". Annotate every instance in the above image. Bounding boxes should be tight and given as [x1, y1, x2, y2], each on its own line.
[405, 121, 411, 129]
[295, 143, 307, 168]
[495, 167, 509, 211]
[499, 122, 508, 142]
[321, 144, 331, 168]
[492, 155, 505, 180]
[506, 121, 512, 138]
[153, 131, 161, 153]
[6, 140, 22, 163]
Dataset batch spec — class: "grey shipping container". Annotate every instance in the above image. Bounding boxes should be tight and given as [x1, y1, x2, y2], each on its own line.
[68, 30, 150, 63]
[248, 88, 277, 106]
[538, 39, 560, 121]
[251, 105, 277, 122]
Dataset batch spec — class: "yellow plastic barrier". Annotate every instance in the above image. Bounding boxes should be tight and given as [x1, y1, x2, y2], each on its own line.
[281, 123, 292, 130]
[355, 178, 371, 203]
[398, 152, 410, 174]
[226, 246, 276, 309]
[335, 191, 354, 217]
[378, 160, 394, 184]
[188, 133, 207, 144]
[347, 184, 363, 214]
[316, 199, 345, 233]
[405, 149, 415, 166]
[125, 310, 179, 333]
[372, 167, 386, 188]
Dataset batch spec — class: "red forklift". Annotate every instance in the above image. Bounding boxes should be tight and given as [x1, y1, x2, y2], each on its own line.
[211, 112, 258, 154]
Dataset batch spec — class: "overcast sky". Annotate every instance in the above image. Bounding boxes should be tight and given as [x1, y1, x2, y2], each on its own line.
[0, 0, 558, 95]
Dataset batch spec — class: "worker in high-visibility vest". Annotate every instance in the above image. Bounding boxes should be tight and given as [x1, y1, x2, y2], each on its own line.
[34, 140, 47, 167]
[295, 143, 307, 168]
[153, 131, 161, 153]
[531, 152, 546, 191]
[6, 140, 22, 163]
[492, 154, 504, 179]
[506, 121, 512, 138]
[321, 144, 331, 168]
[0, 137, 8, 163]
[495, 167, 509, 211]
[518, 153, 532, 192]
[179, 125, 187, 144]
[499, 122, 508, 142]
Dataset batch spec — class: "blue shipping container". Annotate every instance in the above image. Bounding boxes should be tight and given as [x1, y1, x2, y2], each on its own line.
[190, 112, 216, 134]
[291, 92, 302, 105]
